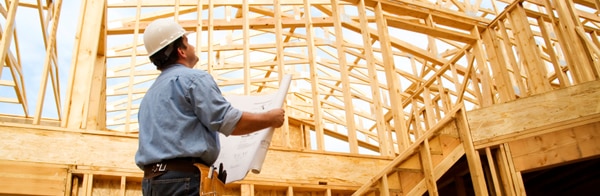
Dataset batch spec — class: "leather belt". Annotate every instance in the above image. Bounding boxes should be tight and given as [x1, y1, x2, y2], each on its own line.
[143, 157, 206, 178]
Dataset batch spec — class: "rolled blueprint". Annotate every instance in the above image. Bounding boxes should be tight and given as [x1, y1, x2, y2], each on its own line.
[214, 74, 292, 184]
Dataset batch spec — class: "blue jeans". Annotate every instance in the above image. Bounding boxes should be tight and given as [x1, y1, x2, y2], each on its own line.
[142, 170, 200, 196]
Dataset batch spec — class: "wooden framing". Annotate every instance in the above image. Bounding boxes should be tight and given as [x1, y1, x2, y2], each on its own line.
[1, 0, 600, 195]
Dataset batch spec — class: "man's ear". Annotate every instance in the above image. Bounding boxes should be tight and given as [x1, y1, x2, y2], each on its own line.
[177, 47, 186, 58]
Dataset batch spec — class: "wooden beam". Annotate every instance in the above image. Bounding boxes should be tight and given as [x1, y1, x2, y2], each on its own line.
[273, 0, 292, 149]
[365, 0, 488, 31]
[108, 0, 343, 7]
[419, 140, 439, 195]
[0, 0, 18, 82]
[0, 121, 390, 187]
[470, 80, 600, 148]
[455, 108, 489, 195]
[108, 17, 335, 34]
[62, 0, 106, 129]
[0, 160, 68, 196]
[480, 27, 516, 103]
[375, 1, 410, 153]
[508, 3, 552, 95]
[353, 106, 459, 195]
[357, 0, 391, 156]
[509, 121, 600, 172]
[550, 0, 597, 83]
[330, 0, 359, 153]
[385, 16, 476, 44]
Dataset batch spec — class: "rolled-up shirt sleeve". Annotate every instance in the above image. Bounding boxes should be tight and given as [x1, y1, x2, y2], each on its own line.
[187, 74, 242, 136]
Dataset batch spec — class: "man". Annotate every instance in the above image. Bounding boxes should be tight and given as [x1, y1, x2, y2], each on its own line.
[135, 18, 285, 195]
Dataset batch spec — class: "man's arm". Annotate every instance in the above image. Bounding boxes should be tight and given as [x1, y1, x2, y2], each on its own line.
[230, 108, 285, 135]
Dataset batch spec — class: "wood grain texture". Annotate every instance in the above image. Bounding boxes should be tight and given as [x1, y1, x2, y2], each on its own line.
[469, 80, 600, 147]
[509, 121, 600, 172]
[0, 122, 391, 187]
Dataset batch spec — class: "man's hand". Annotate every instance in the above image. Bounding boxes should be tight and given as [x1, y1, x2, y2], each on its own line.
[266, 108, 285, 128]
[231, 108, 286, 135]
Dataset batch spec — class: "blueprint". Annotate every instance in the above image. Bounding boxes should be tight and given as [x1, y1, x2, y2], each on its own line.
[213, 74, 292, 184]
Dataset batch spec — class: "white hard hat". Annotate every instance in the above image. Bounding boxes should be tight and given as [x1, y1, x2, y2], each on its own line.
[143, 19, 186, 56]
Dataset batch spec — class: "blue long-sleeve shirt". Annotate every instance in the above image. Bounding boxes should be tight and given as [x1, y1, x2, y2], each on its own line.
[135, 64, 242, 169]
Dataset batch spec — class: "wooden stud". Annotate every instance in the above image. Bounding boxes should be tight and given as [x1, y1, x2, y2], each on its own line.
[502, 143, 526, 195]
[243, 0, 250, 94]
[420, 139, 439, 196]
[508, 4, 552, 95]
[62, 0, 106, 129]
[575, 28, 600, 78]
[480, 26, 516, 103]
[375, 1, 410, 153]
[119, 176, 126, 196]
[84, 174, 94, 196]
[537, 16, 569, 87]
[287, 186, 293, 196]
[497, 144, 517, 196]
[121, 0, 142, 130]
[330, 0, 359, 154]
[303, 0, 325, 151]
[497, 21, 528, 97]
[273, 0, 292, 149]
[0, 0, 18, 74]
[194, 0, 203, 68]
[455, 108, 488, 195]
[207, 0, 214, 74]
[357, 0, 392, 156]
[484, 147, 503, 195]
[379, 175, 390, 196]
[86, 54, 107, 130]
[33, 0, 62, 124]
[548, 0, 596, 83]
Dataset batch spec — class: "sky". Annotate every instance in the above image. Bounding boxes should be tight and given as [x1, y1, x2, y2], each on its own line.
[0, 0, 81, 119]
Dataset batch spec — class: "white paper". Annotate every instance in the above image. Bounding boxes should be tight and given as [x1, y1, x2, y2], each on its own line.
[213, 74, 292, 184]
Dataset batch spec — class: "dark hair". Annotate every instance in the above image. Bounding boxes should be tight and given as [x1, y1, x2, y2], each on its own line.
[148, 37, 187, 70]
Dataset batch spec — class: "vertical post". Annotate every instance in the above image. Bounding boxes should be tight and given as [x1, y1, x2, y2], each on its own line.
[549, 0, 597, 83]
[62, 0, 107, 129]
[498, 21, 527, 97]
[330, 0, 358, 153]
[195, 0, 203, 68]
[420, 139, 439, 195]
[508, 4, 552, 94]
[455, 108, 489, 195]
[480, 28, 516, 103]
[33, 0, 63, 124]
[357, 0, 391, 156]
[273, 0, 292, 148]
[379, 175, 390, 196]
[241, 183, 254, 196]
[119, 176, 126, 196]
[502, 144, 527, 195]
[303, 0, 325, 151]
[243, 0, 250, 94]
[374, 1, 410, 153]
[477, 31, 498, 106]
[485, 147, 503, 195]
[0, 0, 18, 72]
[497, 144, 517, 195]
[207, 0, 214, 74]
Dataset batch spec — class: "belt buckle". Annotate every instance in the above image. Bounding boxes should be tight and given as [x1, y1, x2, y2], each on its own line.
[152, 163, 167, 172]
